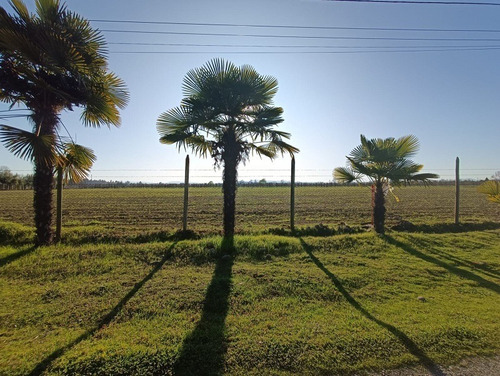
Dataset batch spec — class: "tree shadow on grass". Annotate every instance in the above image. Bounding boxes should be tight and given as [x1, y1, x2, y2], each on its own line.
[28, 242, 178, 376]
[300, 238, 445, 376]
[0, 245, 36, 268]
[384, 235, 500, 295]
[173, 236, 234, 376]
[407, 238, 500, 280]
[392, 221, 500, 234]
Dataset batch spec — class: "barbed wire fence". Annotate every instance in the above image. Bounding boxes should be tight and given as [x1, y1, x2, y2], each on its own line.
[0, 160, 499, 234]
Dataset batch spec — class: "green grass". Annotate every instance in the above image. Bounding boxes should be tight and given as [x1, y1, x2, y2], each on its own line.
[1, 230, 499, 375]
[0, 185, 498, 237]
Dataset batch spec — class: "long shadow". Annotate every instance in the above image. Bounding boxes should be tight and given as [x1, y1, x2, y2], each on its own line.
[299, 238, 445, 376]
[385, 235, 500, 295]
[392, 221, 500, 234]
[0, 245, 36, 267]
[409, 238, 500, 280]
[28, 242, 177, 376]
[173, 236, 234, 376]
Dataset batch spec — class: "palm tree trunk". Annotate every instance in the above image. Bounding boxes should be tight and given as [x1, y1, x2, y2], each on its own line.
[222, 131, 239, 241]
[32, 109, 58, 246]
[373, 181, 386, 234]
[33, 159, 54, 246]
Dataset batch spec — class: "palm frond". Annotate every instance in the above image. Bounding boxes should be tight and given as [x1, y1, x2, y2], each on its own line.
[394, 134, 419, 158]
[59, 141, 95, 183]
[80, 72, 129, 127]
[0, 124, 56, 166]
[404, 172, 440, 186]
[333, 167, 359, 184]
[477, 180, 500, 203]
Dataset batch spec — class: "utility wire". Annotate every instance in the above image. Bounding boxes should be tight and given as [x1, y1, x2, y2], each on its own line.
[108, 42, 500, 49]
[92, 19, 500, 33]
[324, 0, 500, 5]
[101, 29, 500, 42]
[110, 47, 500, 54]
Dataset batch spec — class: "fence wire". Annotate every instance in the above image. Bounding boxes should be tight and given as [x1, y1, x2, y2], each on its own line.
[0, 183, 498, 236]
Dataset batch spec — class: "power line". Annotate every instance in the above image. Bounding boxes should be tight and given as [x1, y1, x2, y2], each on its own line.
[324, 0, 500, 5]
[92, 19, 500, 33]
[109, 42, 500, 49]
[101, 29, 500, 42]
[110, 47, 500, 55]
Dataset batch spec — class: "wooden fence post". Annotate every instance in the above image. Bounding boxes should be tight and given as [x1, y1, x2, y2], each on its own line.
[290, 155, 295, 233]
[183, 155, 190, 232]
[455, 157, 460, 225]
[55, 166, 63, 243]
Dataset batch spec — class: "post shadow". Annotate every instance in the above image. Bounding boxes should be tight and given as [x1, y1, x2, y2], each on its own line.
[299, 238, 445, 376]
[410, 239, 500, 280]
[0, 245, 37, 267]
[173, 237, 234, 376]
[28, 242, 177, 376]
[384, 235, 500, 295]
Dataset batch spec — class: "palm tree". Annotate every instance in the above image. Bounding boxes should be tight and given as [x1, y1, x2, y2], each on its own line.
[0, 0, 128, 245]
[157, 59, 298, 240]
[55, 142, 96, 242]
[477, 180, 500, 204]
[334, 135, 438, 234]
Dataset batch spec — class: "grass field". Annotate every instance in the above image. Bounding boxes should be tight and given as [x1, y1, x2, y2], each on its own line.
[1, 230, 499, 375]
[1, 185, 499, 375]
[0, 185, 498, 237]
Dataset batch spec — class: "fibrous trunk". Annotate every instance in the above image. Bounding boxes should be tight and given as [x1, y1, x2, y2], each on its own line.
[221, 131, 239, 240]
[32, 109, 58, 246]
[373, 181, 386, 234]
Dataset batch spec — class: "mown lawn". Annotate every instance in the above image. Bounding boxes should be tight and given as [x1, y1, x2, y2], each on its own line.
[1, 229, 499, 375]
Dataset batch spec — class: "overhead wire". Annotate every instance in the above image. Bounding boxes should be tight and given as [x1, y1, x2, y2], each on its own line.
[108, 42, 500, 49]
[91, 16, 500, 55]
[91, 19, 500, 33]
[100, 29, 500, 42]
[323, 0, 500, 5]
[109, 47, 500, 54]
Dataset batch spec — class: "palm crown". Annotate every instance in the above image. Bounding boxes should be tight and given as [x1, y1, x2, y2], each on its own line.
[0, 0, 128, 128]
[157, 59, 298, 164]
[334, 135, 438, 186]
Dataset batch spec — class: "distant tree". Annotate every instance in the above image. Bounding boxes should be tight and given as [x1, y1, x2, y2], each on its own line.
[0, 0, 128, 245]
[157, 59, 298, 241]
[334, 135, 439, 233]
[55, 142, 96, 242]
[0, 166, 16, 185]
[259, 178, 267, 185]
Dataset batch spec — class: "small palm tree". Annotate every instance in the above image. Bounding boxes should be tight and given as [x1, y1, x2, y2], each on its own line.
[157, 59, 298, 240]
[334, 135, 438, 233]
[0, 0, 128, 245]
[477, 180, 500, 204]
[55, 142, 96, 242]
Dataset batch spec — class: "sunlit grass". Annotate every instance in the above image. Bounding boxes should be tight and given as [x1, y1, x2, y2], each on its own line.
[1, 230, 499, 375]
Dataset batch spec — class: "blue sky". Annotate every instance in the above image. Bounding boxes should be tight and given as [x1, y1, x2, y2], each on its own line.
[1, 0, 499, 182]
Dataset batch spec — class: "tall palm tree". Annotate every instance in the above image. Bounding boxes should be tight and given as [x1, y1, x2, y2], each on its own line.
[55, 142, 96, 242]
[0, 0, 128, 245]
[334, 135, 438, 233]
[157, 59, 298, 240]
